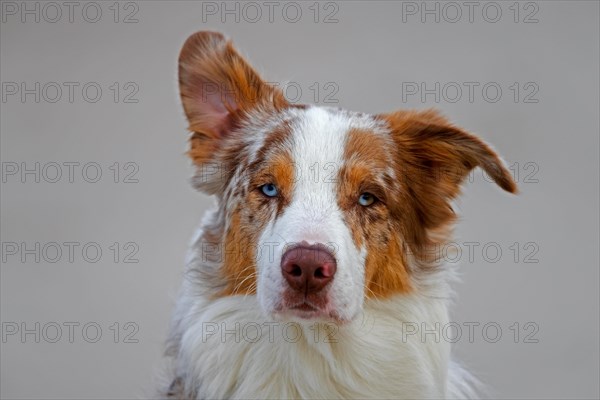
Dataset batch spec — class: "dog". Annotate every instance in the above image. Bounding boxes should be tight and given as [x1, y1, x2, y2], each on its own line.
[161, 31, 517, 399]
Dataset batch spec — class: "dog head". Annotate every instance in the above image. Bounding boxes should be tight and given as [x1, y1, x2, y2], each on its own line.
[178, 31, 517, 323]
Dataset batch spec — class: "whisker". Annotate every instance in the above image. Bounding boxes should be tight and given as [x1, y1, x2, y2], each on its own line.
[232, 272, 258, 294]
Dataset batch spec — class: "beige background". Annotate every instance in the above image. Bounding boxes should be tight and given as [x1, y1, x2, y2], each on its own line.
[1, 1, 598, 398]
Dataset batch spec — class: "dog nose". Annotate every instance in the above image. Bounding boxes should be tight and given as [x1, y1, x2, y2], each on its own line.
[281, 245, 337, 294]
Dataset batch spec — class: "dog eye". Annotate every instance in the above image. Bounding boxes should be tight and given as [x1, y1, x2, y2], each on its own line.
[260, 183, 278, 197]
[358, 192, 377, 206]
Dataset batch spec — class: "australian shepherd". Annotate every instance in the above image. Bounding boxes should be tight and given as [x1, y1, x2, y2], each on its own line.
[161, 31, 517, 399]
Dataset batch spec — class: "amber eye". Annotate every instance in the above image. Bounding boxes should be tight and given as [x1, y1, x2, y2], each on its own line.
[358, 192, 377, 206]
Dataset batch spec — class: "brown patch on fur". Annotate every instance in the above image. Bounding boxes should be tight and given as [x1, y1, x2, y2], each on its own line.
[270, 152, 295, 216]
[364, 234, 413, 298]
[378, 109, 517, 266]
[249, 123, 295, 215]
[188, 131, 218, 166]
[216, 125, 296, 297]
[339, 128, 413, 298]
[219, 210, 259, 296]
[178, 31, 289, 167]
[340, 113, 516, 298]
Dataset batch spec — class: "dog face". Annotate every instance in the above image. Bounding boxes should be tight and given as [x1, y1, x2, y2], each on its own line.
[178, 32, 516, 323]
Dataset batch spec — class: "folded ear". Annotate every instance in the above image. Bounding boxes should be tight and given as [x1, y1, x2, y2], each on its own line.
[383, 109, 517, 193]
[178, 31, 288, 165]
[381, 109, 517, 239]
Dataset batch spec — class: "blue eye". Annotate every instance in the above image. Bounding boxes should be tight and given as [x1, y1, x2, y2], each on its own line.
[358, 193, 376, 206]
[261, 184, 278, 197]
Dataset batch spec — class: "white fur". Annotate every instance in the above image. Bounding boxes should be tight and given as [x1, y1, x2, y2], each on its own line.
[176, 294, 453, 399]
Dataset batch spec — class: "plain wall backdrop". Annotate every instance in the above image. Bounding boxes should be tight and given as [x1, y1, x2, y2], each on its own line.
[1, 1, 598, 398]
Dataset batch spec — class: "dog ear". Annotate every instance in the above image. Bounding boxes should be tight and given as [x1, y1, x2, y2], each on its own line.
[178, 31, 288, 166]
[381, 109, 517, 249]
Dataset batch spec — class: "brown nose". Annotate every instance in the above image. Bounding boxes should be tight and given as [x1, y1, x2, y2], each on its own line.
[281, 245, 337, 294]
